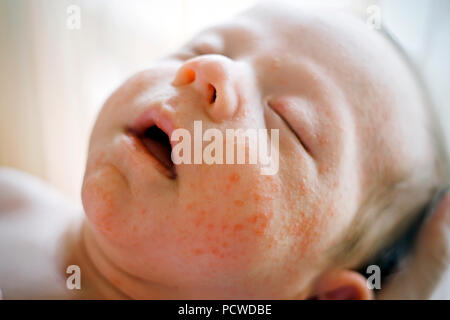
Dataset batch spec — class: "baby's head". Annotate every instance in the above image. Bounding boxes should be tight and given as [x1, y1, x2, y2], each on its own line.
[81, 2, 447, 299]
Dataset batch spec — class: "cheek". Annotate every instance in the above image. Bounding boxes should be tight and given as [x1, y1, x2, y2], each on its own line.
[284, 202, 342, 266]
[179, 207, 275, 260]
[169, 172, 282, 270]
[284, 208, 321, 258]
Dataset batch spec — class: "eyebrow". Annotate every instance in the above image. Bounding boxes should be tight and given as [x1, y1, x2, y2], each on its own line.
[210, 21, 263, 52]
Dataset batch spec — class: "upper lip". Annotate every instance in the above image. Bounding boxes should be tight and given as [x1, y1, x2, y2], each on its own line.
[126, 105, 177, 179]
[128, 105, 176, 139]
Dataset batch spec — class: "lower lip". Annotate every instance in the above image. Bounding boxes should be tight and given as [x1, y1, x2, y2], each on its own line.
[119, 132, 176, 179]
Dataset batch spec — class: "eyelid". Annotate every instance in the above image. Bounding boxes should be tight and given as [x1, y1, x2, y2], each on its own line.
[174, 51, 196, 60]
[267, 100, 312, 156]
[193, 42, 219, 55]
[192, 34, 227, 57]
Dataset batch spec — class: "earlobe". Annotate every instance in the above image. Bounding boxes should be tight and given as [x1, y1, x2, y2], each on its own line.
[310, 270, 374, 300]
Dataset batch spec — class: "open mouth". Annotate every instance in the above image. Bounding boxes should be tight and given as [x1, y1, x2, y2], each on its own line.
[128, 125, 176, 179]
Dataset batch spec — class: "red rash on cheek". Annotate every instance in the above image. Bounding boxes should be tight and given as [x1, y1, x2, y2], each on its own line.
[187, 221, 249, 262]
[234, 200, 245, 207]
[229, 173, 240, 182]
[285, 206, 324, 260]
[317, 133, 330, 146]
[224, 172, 241, 192]
[318, 165, 331, 175]
[176, 172, 281, 269]
[296, 178, 309, 196]
[180, 207, 275, 264]
[248, 176, 282, 202]
[245, 212, 273, 236]
[84, 181, 115, 234]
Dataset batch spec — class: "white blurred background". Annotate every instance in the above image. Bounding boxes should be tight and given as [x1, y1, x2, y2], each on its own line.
[0, 0, 449, 205]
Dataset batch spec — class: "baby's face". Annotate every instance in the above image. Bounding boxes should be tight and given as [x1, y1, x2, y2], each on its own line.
[82, 3, 431, 298]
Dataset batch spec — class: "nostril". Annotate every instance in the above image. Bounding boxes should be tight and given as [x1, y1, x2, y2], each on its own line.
[207, 83, 217, 104]
[173, 68, 196, 86]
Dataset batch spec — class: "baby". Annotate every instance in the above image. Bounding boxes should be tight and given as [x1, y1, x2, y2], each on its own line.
[1, 2, 449, 299]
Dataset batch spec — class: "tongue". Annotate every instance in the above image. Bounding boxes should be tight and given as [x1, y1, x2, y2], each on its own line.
[141, 136, 174, 173]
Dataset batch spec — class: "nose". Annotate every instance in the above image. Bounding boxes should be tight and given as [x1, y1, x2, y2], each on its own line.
[172, 55, 238, 122]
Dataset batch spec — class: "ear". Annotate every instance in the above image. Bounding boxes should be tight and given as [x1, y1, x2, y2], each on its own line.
[309, 270, 374, 300]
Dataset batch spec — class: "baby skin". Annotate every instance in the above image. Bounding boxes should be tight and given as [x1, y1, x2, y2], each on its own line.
[0, 2, 435, 299]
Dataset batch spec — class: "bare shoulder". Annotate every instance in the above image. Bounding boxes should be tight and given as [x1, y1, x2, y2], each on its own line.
[0, 167, 83, 299]
[0, 167, 73, 215]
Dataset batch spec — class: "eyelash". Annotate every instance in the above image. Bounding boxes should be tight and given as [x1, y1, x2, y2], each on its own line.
[190, 41, 231, 59]
[193, 41, 220, 55]
[193, 47, 212, 56]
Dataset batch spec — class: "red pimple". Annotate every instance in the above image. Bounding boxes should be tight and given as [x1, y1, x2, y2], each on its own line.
[270, 182, 280, 193]
[318, 134, 329, 146]
[318, 165, 330, 175]
[99, 189, 113, 206]
[298, 181, 308, 194]
[234, 199, 244, 207]
[229, 173, 240, 183]
[246, 215, 258, 224]
[185, 201, 196, 211]
[97, 211, 112, 230]
[252, 193, 261, 201]
[253, 222, 267, 235]
[193, 248, 203, 255]
[286, 213, 321, 257]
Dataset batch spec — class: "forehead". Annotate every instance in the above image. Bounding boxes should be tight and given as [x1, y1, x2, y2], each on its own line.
[204, 6, 353, 49]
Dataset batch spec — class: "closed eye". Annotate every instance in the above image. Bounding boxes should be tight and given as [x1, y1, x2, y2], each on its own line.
[172, 50, 197, 61]
[192, 36, 228, 58]
[268, 101, 311, 155]
[193, 43, 218, 56]
[193, 47, 229, 59]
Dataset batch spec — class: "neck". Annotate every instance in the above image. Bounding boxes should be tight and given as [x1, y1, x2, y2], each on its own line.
[69, 221, 130, 299]
[75, 221, 178, 299]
